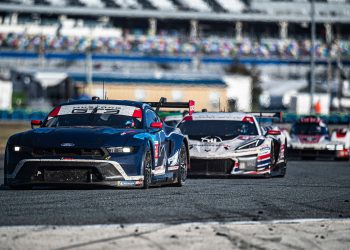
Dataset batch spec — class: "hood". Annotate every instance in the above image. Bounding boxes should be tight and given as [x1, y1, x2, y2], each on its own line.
[9, 127, 144, 148]
[188, 135, 260, 156]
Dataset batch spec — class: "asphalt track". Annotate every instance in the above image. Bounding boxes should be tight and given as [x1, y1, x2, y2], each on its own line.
[0, 159, 349, 226]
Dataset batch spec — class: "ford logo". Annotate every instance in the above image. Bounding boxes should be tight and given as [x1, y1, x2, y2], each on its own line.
[61, 143, 75, 147]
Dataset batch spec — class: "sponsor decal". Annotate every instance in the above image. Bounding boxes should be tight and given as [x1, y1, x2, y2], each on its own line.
[117, 181, 137, 187]
[167, 151, 179, 166]
[60, 143, 75, 147]
[58, 104, 137, 117]
[237, 135, 256, 140]
[152, 166, 166, 175]
[260, 145, 271, 153]
[201, 136, 223, 143]
[168, 166, 179, 171]
[154, 141, 159, 159]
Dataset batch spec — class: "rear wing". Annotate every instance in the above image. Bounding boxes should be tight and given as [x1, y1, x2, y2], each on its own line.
[247, 112, 283, 123]
[147, 97, 195, 115]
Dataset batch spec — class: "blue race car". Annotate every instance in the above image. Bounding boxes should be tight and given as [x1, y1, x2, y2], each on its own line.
[4, 97, 194, 189]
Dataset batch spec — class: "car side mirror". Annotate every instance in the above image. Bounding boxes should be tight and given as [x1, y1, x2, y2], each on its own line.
[31, 120, 42, 129]
[150, 122, 163, 129]
[267, 129, 281, 136]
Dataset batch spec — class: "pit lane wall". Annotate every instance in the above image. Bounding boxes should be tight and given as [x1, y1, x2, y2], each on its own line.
[0, 219, 349, 250]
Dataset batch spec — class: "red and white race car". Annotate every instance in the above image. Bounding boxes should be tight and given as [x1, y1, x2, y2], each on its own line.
[331, 128, 350, 149]
[178, 112, 287, 177]
[288, 116, 349, 160]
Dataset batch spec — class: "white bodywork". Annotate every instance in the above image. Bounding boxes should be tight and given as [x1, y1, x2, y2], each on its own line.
[180, 112, 286, 175]
[331, 128, 350, 149]
[287, 118, 349, 159]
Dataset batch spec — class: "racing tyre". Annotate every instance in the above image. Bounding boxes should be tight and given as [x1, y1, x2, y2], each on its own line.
[264, 142, 276, 178]
[279, 166, 286, 177]
[175, 144, 188, 187]
[142, 147, 153, 189]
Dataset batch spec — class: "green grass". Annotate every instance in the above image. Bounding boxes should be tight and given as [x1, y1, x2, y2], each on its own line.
[0, 121, 31, 154]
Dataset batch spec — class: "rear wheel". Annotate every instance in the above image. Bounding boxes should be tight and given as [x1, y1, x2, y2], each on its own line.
[142, 148, 153, 189]
[175, 144, 188, 187]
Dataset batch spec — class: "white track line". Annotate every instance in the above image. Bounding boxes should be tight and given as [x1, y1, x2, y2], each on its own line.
[1, 217, 350, 229]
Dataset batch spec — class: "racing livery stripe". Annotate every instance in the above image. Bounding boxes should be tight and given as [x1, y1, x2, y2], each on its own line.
[244, 167, 272, 175]
[258, 153, 271, 161]
[258, 158, 271, 164]
[257, 162, 270, 167]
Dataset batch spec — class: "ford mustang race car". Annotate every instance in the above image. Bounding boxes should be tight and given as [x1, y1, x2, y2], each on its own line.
[287, 116, 349, 160]
[178, 112, 287, 177]
[4, 97, 194, 188]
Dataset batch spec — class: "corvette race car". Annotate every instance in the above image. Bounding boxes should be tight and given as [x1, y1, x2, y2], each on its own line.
[163, 114, 183, 127]
[287, 116, 349, 160]
[178, 112, 287, 177]
[4, 97, 194, 188]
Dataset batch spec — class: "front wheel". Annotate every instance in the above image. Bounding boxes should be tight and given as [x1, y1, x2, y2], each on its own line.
[175, 144, 188, 187]
[142, 148, 153, 189]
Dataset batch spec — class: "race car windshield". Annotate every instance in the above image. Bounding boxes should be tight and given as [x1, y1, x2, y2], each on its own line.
[291, 123, 328, 135]
[178, 120, 258, 140]
[43, 114, 142, 129]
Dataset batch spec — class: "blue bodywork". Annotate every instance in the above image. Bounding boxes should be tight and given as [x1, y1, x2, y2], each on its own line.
[4, 100, 189, 188]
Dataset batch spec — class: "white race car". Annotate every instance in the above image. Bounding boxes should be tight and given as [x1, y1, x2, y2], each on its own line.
[288, 116, 349, 160]
[178, 112, 287, 177]
[331, 128, 350, 149]
[164, 114, 183, 127]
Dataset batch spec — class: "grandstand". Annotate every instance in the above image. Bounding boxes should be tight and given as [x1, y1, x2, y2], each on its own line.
[0, 0, 350, 22]
[0, 0, 349, 112]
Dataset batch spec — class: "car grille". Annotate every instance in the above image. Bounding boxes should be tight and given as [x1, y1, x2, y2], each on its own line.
[32, 148, 105, 158]
[190, 159, 234, 175]
[288, 148, 336, 158]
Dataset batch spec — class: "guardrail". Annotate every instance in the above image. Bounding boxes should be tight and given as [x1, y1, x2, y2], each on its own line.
[1, 51, 350, 65]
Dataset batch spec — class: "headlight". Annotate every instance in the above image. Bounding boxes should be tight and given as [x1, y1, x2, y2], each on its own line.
[238, 156, 257, 170]
[236, 139, 264, 150]
[336, 145, 344, 151]
[326, 145, 336, 150]
[12, 145, 31, 152]
[107, 147, 135, 154]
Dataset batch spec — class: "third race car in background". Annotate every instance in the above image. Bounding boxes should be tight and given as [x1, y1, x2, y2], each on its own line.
[287, 116, 349, 160]
[178, 112, 287, 177]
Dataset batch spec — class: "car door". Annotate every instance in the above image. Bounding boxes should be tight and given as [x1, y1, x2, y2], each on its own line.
[145, 109, 168, 175]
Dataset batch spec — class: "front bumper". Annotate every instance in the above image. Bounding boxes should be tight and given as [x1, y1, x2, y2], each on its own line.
[288, 147, 349, 159]
[6, 159, 144, 188]
[189, 155, 271, 176]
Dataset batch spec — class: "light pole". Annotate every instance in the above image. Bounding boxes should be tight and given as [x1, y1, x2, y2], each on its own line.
[310, 0, 316, 114]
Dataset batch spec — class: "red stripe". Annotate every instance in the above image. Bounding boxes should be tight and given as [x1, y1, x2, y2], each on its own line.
[258, 154, 270, 161]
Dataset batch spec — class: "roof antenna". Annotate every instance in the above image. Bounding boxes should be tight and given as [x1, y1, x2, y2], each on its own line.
[156, 97, 167, 113]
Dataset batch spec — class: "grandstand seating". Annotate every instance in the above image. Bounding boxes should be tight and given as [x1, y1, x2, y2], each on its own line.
[216, 0, 245, 13]
[148, 0, 176, 11]
[2, 0, 350, 15]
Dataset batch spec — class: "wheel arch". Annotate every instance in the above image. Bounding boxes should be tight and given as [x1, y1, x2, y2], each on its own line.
[182, 136, 190, 165]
